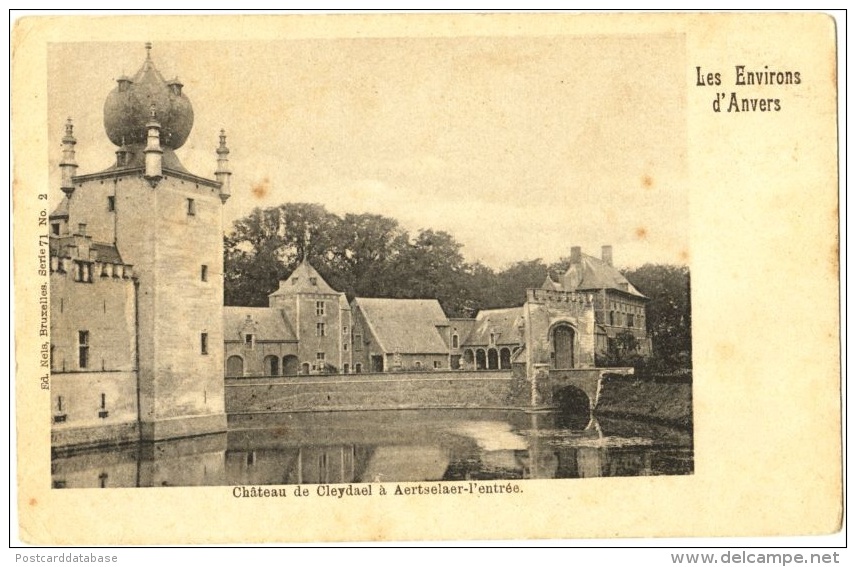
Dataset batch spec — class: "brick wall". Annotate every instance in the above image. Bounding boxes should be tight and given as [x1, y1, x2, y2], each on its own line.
[226, 370, 516, 413]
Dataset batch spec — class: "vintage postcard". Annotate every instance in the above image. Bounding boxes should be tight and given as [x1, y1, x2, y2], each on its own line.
[12, 13, 841, 544]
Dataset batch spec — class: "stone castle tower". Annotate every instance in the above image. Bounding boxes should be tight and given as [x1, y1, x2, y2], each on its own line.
[50, 44, 231, 443]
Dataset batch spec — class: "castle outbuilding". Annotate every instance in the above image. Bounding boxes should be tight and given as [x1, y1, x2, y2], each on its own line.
[50, 44, 232, 447]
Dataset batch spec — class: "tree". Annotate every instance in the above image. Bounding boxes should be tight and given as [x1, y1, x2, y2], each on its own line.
[622, 264, 692, 371]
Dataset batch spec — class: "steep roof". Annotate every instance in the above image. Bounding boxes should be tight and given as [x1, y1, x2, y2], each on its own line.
[224, 307, 296, 342]
[561, 254, 646, 298]
[50, 197, 69, 220]
[353, 298, 449, 354]
[463, 307, 524, 347]
[541, 274, 562, 291]
[269, 260, 339, 297]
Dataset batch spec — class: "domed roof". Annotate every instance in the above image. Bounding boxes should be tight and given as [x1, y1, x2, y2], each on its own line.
[103, 44, 194, 149]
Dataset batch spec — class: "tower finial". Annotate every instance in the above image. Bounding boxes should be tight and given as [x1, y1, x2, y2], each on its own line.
[145, 42, 152, 58]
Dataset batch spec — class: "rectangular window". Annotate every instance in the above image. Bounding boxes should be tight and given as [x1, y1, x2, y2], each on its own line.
[187, 198, 196, 216]
[51, 223, 60, 236]
[201, 332, 209, 355]
[78, 330, 89, 369]
[343, 325, 348, 335]
[107, 196, 115, 211]
[57, 396, 63, 413]
[354, 334, 362, 351]
[316, 322, 326, 337]
[627, 314, 635, 328]
[244, 334, 254, 349]
[433, 361, 442, 369]
[343, 343, 349, 352]
[316, 352, 325, 366]
[315, 301, 325, 316]
[201, 265, 208, 281]
[452, 334, 459, 349]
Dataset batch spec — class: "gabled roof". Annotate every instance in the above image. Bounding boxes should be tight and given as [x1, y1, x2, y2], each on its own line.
[224, 307, 296, 342]
[50, 198, 69, 220]
[541, 274, 562, 291]
[353, 298, 449, 354]
[90, 243, 124, 264]
[269, 260, 339, 297]
[561, 254, 646, 298]
[463, 307, 524, 347]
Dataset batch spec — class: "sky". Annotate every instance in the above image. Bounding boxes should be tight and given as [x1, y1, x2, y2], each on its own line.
[48, 37, 687, 270]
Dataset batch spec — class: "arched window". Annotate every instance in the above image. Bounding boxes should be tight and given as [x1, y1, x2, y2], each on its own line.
[226, 355, 244, 377]
[500, 348, 512, 370]
[301, 362, 311, 375]
[487, 348, 499, 370]
[452, 333, 459, 349]
[283, 355, 300, 376]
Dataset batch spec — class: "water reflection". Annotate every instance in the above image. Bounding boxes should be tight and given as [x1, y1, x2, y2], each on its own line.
[51, 410, 693, 488]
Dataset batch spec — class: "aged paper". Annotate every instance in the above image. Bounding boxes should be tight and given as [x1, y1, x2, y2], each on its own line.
[12, 13, 841, 544]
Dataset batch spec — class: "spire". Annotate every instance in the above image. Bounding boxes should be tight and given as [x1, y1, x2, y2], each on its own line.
[215, 129, 232, 203]
[60, 117, 78, 197]
[145, 42, 152, 59]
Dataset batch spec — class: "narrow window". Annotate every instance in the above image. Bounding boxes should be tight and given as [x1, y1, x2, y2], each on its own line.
[187, 198, 196, 216]
[244, 333, 254, 349]
[78, 330, 89, 369]
[415, 361, 422, 369]
[101, 393, 106, 409]
[292, 277, 298, 286]
[316, 322, 326, 337]
[354, 334, 362, 351]
[489, 332, 495, 345]
[343, 342, 349, 352]
[57, 395, 63, 413]
[433, 361, 442, 369]
[201, 332, 209, 355]
[343, 325, 348, 335]
[201, 265, 208, 281]
[51, 223, 60, 236]
[107, 196, 115, 211]
[315, 301, 325, 316]
[452, 333, 459, 349]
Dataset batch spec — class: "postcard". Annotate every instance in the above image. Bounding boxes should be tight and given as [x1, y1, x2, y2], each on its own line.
[11, 12, 841, 544]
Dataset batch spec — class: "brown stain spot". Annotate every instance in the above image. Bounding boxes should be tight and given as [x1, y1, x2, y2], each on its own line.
[716, 342, 735, 361]
[642, 175, 654, 189]
[29, 498, 37, 507]
[634, 227, 648, 240]
[251, 177, 270, 200]
[679, 249, 690, 264]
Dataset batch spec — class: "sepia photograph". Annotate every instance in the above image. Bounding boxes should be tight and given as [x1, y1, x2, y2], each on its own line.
[12, 12, 841, 545]
[46, 36, 691, 489]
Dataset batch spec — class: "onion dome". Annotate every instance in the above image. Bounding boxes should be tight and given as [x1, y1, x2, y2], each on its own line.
[103, 43, 194, 150]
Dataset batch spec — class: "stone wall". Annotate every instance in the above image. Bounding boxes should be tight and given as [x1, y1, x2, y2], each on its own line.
[226, 370, 516, 413]
[50, 370, 139, 449]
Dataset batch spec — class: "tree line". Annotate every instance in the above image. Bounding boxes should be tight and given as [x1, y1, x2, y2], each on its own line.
[224, 203, 691, 370]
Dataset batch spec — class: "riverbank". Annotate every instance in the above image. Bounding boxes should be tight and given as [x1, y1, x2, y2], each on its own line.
[595, 373, 693, 430]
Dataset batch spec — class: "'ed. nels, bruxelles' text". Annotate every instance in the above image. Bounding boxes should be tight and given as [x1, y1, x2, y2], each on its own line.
[696, 65, 802, 112]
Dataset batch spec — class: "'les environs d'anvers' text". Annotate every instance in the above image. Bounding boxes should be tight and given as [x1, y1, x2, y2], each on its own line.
[696, 65, 802, 113]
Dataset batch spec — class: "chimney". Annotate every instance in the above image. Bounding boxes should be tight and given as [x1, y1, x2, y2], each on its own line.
[601, 245, 613, 266]
[570, 246, 582, 264]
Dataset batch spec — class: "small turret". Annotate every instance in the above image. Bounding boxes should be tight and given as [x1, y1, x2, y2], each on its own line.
[143, 105, 163, 187]
[59, 118, 78, 197]
[215, 129, 232, 203]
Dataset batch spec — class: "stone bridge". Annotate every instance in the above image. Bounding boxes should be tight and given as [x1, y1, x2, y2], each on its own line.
[527, 364, 634, 413]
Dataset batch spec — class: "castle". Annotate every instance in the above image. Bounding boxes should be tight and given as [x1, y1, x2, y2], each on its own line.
[49, 45, 651, 449]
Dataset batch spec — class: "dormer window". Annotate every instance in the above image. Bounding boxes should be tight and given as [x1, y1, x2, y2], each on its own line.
[244, 333, 255, 349]
[310, 277, 317, 286]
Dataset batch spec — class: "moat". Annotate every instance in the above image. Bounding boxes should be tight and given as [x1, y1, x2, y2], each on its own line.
[51, 409, 693, 488]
